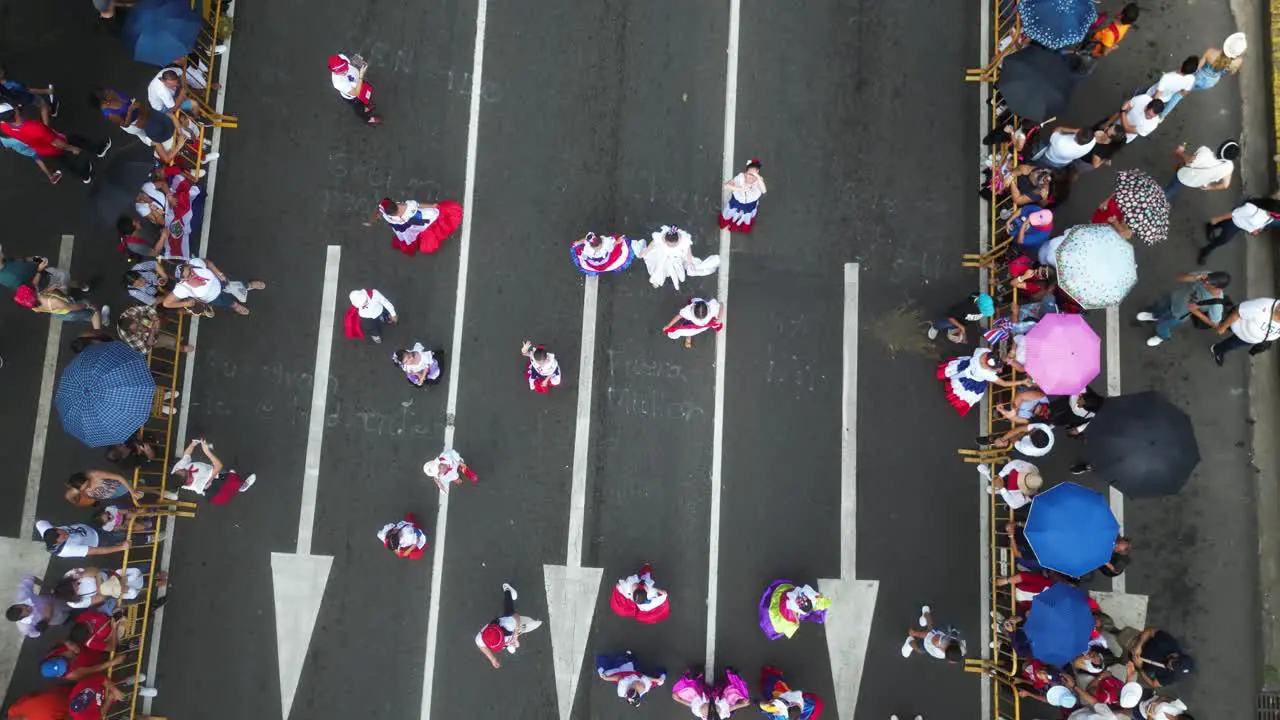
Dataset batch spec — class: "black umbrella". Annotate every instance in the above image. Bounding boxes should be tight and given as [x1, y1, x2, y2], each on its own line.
[996, 45, 1079, 122]
[87, 149, 157, 227]
[1085, 391, 1200, 497]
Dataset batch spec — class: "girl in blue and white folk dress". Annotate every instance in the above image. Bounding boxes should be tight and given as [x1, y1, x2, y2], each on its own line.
[719, 159, 767, 233]
[570, 232, 646, 276]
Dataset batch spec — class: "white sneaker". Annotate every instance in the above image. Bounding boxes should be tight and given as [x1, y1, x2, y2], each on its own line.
[163, 389, 180, 401]
[976, 465, 991, 479]
[891, 715, 900, 720]
[213, 44, 229, 55]
[238, 473, 256, 492]
[163, 491, 179, 501]
[919, 605, 930, 626]
[1136, 311, 1156, 322]
[137, 687, 158, 698]
[99, 304, 111, 327]
[201, 152, 220, 166]
[502, 582, 517, 601]
[900, 637, 915, 658]
[1147, 336, 1165, 347]
[926, 326, 939, 340]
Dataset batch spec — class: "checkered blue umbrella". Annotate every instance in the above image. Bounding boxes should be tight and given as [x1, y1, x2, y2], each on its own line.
[55, 341, 155, 447]
[1017, 0, 1097, 49]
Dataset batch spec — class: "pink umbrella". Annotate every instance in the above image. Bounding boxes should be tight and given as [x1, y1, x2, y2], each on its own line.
[1023, 314, 1100, 395]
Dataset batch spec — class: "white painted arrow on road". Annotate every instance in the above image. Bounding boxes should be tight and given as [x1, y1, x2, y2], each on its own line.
[543, 275, 604, 720]
[818, 263, 880, 720]
[271, 245, 341, 720]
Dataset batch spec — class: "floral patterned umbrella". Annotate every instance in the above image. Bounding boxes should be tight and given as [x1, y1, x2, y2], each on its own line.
[1054, 224, 1138, 310]
[1112, 169, 1171, 245]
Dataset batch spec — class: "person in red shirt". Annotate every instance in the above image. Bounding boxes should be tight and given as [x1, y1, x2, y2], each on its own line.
[6, 685, 70, 720]
[66, 674, 120, 720]
[38, 639, 119, 684]
[0, 103, 109, 184]
[67, 611, 121, 654]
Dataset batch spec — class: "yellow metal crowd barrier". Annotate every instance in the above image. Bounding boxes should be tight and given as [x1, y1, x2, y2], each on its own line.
[961, 0, 1031, 717]
[109, 311, 197, 720]
[165, 0, 236, 178]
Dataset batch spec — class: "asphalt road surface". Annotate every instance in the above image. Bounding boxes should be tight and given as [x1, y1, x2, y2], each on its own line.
[0, 0, 1262, 719]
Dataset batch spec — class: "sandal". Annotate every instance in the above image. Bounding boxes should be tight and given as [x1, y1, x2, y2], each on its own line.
[232, 304, 250, 316]
[247, 280, 266, 290]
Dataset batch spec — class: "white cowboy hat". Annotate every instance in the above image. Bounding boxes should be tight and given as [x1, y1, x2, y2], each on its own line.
[1017, 469, 1044, 495]
[1223, 32, 1247, 58]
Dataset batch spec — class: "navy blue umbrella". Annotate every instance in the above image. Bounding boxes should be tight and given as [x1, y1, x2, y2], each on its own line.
[1024, 482, 1119, 577]
[1018, 0, 1097, 49]
[1023, 583, 1094, 666]
[56, 341, 155, 447]
[123, 0, 202, 67]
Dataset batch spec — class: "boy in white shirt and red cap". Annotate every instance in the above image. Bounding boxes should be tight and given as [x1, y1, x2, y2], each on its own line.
[327, 53, 382, 125]
[423, 446, 479, 494]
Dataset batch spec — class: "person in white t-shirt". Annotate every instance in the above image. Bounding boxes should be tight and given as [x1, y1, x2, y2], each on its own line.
[1033, 127, 1097, 169]
[1165, 140, 1237, 200]
[328, 53, 382, 125]
[1200, 197, 1280, 262]
[166, 437, 257, 502]
[1115, 94, 1165, 142]
[161, 257, 264, 316]
[1212, 296, 1280, 364]
[1146, 56, 1201, 114]
[146, 68, 192, 113]
[35, 520, 128, 559]
[901, 604, 966, 662]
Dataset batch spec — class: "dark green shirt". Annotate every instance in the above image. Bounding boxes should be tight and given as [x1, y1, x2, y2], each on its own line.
[0, 259, 38, 292]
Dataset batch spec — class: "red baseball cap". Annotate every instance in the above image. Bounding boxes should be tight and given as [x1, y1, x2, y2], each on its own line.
[328, 54, 349, 73]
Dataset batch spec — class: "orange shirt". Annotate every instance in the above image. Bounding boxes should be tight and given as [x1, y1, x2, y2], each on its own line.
[7, 686, 70, 720]
[1090, 21, 1131, 56]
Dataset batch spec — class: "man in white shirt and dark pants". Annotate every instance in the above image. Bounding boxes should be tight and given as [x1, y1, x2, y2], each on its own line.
[1146, 56, 1200, 117]
[1200, 198, 1280, 263]
[1031, 127, 1097, 170]
[348, 288, 398, 343]
[1113, 94, 1165, 142]
[1212, 297, 1280, 365]
[328, 53, 382, 125]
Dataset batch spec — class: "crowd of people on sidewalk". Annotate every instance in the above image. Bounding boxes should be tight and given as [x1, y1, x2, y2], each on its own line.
[922, 2, 1260, 719]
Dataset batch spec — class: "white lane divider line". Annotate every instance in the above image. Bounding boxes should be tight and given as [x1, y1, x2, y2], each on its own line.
[706, 0, 741, 679]
[421, 1, 487, 718]
[22, 234, 73, 535]
[1105, 304, 1125, 594]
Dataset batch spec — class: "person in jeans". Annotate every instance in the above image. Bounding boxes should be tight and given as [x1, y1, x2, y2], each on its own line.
[161, 257, 265, 316]
[0, 103, 109, 183]
[1136, 271, 1231, 347]
[1211, 296, 1280, 365]
[1164, 140, 1237, 201]
[1199, 198, 1280, 263]
[926, 292, 994, 342]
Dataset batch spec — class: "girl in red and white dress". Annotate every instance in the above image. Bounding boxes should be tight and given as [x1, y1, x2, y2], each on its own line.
[609, 565, 670, 624]
[520, 339, 561, 393]
[570, 232, 645, 276]
[423, 447, 479, 494]
[719, 159, 767, 233]
[365, 197, 463, 256]
[662, 297, 723, 348]
[377, 513, 427, 560]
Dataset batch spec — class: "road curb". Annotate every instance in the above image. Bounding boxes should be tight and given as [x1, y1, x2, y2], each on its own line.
[1241, 0, 1280, 692]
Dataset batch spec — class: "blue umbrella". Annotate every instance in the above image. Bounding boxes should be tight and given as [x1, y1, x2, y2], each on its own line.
[1024, 482, 1119, 577]
[1023, 583, 1095, 666]
[1017, 0, 1097, 49]
[55, 341, 155, 447]
[123, 0, 202, 67]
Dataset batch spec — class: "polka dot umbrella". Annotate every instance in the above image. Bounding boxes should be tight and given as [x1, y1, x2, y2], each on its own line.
[1112, 169, 1171, 246]
[1017, 0, 1098, 50]
[1054, 224, 1137, 310]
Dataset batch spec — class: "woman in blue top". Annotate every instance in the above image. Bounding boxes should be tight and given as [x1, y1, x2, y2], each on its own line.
[1160, 33, 1246, 116]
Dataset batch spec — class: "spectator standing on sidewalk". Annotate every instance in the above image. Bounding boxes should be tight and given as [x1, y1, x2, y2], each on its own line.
[0, 67, 57, 125]
[1146, 56, 1200, 117]
[1161, 33, 1247, 116]
[0, 104, 109, 184]
[6, 575, 70, 639]
[34, 520, 129, 559]
[117, 305, 192, 355]
[475, 583, 542, 669]
[1199, 198, 1280, 263]
[1031, 127, 1096, 170]
[927, 292, 994, 343]
[1111, 94, 1164, 143]
[1136, 271, 1231, 347]
[1080, 3, 1139, 58]
[1164, 141, 1237, 201]
[1211, 297, 1280, 365]
[328, 53, 382, 125]
[5, 685, 70, 720]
